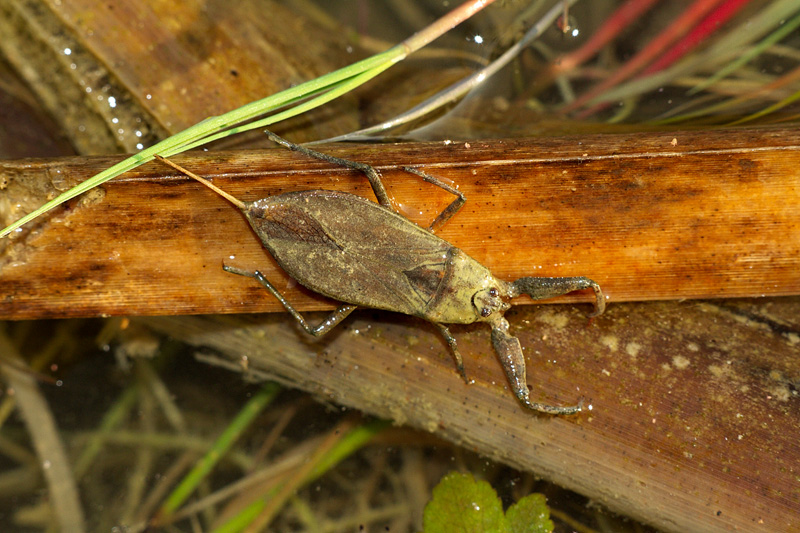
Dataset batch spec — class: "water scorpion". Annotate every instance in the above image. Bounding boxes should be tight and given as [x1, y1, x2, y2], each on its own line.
[155, 131, 605, 415]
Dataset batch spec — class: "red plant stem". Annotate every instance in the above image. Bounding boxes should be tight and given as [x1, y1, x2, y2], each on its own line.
[553, 0, 662, 74]
[643, 0, 754, 75]
[563, 0, 727, 115]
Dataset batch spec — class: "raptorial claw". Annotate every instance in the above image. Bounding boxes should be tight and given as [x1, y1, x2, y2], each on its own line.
[490, 317, 581, 415]
[586, 280, 606, 317]
[509, 276, 606, 318]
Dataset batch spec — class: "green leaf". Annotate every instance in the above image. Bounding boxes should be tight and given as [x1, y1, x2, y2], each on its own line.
[505, 493, 554, 533]
[422, 472, 509, 533]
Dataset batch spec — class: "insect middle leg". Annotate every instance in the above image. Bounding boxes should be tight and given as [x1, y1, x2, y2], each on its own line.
[223, 265, 357, 337]
[401, 167, 465, 233]
[433, 323, 468, 383]
[264, 130, 465, 233]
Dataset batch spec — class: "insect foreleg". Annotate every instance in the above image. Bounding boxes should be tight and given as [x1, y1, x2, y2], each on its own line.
[401, 166, 466, 233]
[509, 276, 606, 317]
[264, 130, 392, 209]
[223, 265, 357, 336]
[490, 317, 582, 415]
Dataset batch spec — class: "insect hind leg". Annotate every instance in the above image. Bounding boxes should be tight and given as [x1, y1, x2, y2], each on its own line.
[223, 265, 356, 337]
[264, 130, 392, 210]
[264, 130, 466, 233]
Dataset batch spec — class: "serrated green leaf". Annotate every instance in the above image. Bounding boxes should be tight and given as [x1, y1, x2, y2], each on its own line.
[505, 493, 553, 533]
[423, 472, 509, 533]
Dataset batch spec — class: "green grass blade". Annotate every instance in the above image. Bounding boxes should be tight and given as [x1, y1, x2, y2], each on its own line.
[0, 48, 402, 238]
[73, 384, 140, 479]
[211, 418, 390, 533]
[728, 86, 800, 125]
[688, 4, 800, 95]
[154, 383, 281, 521]
[178, 61, 397, 153]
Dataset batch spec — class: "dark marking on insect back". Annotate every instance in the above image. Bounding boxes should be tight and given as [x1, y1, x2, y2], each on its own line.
[245, 201, 342, 251]
[403, 261, 447, 302]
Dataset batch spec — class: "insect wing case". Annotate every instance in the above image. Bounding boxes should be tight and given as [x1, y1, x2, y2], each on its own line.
[242, 190, 496, 322]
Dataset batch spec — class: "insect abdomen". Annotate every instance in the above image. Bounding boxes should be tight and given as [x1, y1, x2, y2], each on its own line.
[242, 190, 455, 315]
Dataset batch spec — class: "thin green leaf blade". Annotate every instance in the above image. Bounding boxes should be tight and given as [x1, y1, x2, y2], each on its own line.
[156, 383, 281, 520]
[0, 47, 404, 239]
[211, 418, 390, 533]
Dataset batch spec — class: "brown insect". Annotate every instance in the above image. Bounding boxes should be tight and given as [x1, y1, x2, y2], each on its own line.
[155, 131, 605, 414]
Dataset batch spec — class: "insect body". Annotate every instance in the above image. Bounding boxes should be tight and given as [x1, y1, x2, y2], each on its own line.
[243, 189, 510, 323]
[156, 131, 605, 415]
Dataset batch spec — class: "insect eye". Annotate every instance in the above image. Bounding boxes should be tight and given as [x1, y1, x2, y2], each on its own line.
[489, 288, 498, 297]
[481, 307, 492, 317]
